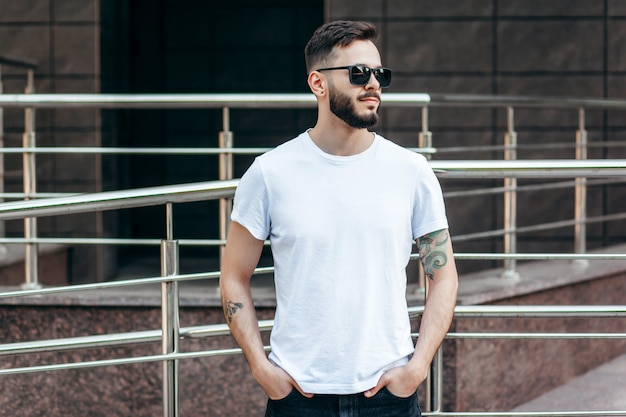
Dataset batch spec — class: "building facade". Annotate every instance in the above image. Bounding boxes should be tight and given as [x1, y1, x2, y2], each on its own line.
[0, 0, 625, 282]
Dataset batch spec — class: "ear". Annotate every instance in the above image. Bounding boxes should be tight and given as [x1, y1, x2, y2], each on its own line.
[307, 71, 326, 98]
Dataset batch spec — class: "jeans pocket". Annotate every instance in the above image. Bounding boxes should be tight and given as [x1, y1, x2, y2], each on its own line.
[265, 389, 308, 417]
[381, 386, 417, 400]
[270, 387, 298, 403]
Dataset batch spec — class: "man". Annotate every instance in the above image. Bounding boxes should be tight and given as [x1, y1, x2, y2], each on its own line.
[220, 20, 458, 417]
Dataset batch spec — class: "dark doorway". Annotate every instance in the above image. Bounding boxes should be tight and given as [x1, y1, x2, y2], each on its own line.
[101, 0, 323, 275]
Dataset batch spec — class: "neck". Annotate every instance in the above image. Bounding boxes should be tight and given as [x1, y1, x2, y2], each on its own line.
[308, 119, 374, 156]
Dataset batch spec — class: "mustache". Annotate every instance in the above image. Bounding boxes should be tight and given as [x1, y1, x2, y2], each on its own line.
[358, 92, 381, 101]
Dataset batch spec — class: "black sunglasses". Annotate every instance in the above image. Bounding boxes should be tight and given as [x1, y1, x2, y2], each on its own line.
[316, 65, 392, 88]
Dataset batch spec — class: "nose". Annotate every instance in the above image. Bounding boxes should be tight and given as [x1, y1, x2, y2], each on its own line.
[365, 71, 381, 89]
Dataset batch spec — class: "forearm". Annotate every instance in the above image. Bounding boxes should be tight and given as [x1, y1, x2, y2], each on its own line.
[409, 268, 457, 375]
[220, 277, 269, 372]
[219, 221, 270, 374]
[410, 229, 459, 377]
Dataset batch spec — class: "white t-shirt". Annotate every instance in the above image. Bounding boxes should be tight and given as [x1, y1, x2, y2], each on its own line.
[231, 131, 449, 394]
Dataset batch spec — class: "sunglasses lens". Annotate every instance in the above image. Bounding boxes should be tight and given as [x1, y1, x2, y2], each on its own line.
[376, 68, 392, 88]
[349, 66, 371, 86]
[349, 66, 392, 88]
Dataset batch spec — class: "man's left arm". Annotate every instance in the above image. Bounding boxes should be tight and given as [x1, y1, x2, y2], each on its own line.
[365, 228, 458, 398]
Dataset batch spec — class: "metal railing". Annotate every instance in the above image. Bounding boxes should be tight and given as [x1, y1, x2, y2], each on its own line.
[0, 93, 625, 288]
[0, 92, 625, 416]
[0, 168, 625, 416]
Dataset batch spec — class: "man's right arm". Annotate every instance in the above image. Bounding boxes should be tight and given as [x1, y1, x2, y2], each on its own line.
[220, 221, 308, 399]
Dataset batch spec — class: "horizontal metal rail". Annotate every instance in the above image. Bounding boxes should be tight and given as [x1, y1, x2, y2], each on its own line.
[0, 266, 274, 300]
[0, 93, 429, 108]
[427, 93, 626, 110]
[0, 143, 622, 157]
[0, 162, 624, 222]
[1, 306, 623, 360]
[1, 92, 626, 110]
[0, 146, 435, 156]
[422, 412, 625, 416]
[0, 147, 278, 155]
[0, 347, 250, 376]
[436, 140, 626, 155]
[3, 248, 626, 302]
[0, 179, 238, 220]
[452, 253, 626, 261]
[451, 212, 626, 243]
[444, 332, 626, 339]
[1, 142, 623, 157]
[443, 178, 626, 199]
[1, 349, 624, 417]
[438, 305, 626, 318]
[0, 270, 218, 300]
[2, 322, 624, 357]
[433, 160, 626, 178]
[2, 237, 626, 252]
[0, 321, 272, 356]
[0, 237, 226, 246]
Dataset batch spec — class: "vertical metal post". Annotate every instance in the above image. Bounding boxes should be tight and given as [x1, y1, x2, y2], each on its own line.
[419, 106, 433, 160]
[22, 68, 40, 289]
[430, 346, 444, 412]
[423, 278, 443, 412]
[574, 108, 589, 267]
[161, 202, 180, 417]
[420, 106, 442, 413]
[502, 107, 520, 279]
[0, 63, 5, 240]
[219, 107, 233, 260]
[424, 279, 432, 412]
[416, 106, 432, 294]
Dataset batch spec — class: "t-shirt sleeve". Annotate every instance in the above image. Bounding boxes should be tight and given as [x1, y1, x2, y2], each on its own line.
[231, 158, 270, 241]
[412, 160, 449, 240]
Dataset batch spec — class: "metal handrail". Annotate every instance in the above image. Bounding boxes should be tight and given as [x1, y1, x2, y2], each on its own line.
[0, 162, 624, 221]
[0, 179, 238, 220]
[1, 92, 626, 109]
[422, 412, 625, 416]
[427, 92, 626, 109]
[432, 160, 626, 178]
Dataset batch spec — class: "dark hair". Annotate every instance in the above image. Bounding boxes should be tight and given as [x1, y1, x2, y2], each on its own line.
[304, 20, 378, 73]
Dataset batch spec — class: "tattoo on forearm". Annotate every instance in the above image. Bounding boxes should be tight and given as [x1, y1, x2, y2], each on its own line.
[418, 229, 449, 280]
[223, 300, 244, 324]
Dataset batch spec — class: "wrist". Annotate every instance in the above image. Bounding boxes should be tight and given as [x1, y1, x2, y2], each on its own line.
[406, 357, 430, 384]
[250, 356, 274, 381]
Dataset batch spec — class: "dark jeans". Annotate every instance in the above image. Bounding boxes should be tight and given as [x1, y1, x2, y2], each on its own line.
[265, 388, 421, 417]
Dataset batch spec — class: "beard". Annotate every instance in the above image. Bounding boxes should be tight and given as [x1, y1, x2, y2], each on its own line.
[328, 86, 380, 129]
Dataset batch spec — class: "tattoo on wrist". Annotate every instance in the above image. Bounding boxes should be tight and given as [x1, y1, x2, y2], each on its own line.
[418, 229, 449, 280]
[223, 300, 244, 323]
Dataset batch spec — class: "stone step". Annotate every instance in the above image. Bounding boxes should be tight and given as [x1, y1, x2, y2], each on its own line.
[512, 353, 626, 414]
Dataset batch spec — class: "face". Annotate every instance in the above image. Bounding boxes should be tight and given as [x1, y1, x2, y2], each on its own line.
[323, 40, 383, 129]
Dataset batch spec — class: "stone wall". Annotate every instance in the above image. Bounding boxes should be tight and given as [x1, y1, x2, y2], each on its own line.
[0, 0, 105, 282]
[1, 251, 625, 416]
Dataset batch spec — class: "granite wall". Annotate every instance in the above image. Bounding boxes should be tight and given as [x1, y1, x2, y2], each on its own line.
[445, 273, 626, 412]
[1, 254, 625, 416]
[0, 303, 273, 417]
